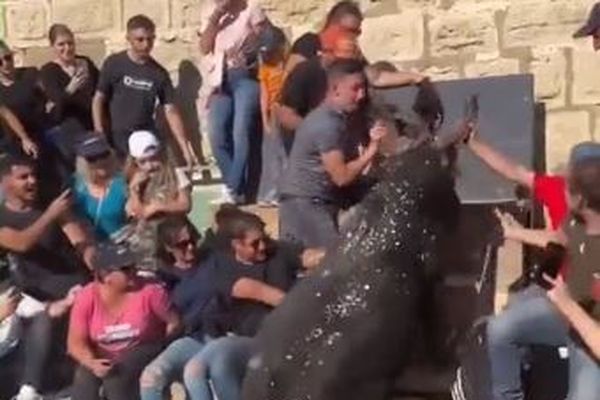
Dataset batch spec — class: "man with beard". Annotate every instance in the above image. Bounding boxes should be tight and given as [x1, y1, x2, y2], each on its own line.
[0, 154, 94, 400]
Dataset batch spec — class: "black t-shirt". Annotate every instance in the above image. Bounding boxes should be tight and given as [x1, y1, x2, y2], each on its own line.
[212, 242, 302, 337]
[97, 51, 175, 135]
[40, 57, 99, 130]
[280, 58, 328, 120]
[0, 205, 88, 301]
[0, 67, 48, 136]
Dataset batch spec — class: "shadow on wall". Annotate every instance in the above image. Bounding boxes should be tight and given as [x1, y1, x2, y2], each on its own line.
[176, 60, 205, 165]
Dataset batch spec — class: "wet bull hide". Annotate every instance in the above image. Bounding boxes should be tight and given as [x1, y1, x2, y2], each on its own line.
[242, 145, 460, 400]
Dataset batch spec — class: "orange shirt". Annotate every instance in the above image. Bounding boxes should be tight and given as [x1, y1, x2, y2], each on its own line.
[258, 63, 286, 112]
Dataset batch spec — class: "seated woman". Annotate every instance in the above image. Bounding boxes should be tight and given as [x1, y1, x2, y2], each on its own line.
[40, 24, 99, 173]
[72, 133, 127, 241]
[122, 130, 192, 271]
[140, 217, 220, 400]
[67, 243, 181, 400]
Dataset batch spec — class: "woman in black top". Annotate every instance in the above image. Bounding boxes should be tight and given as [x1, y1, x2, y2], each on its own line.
[41, 24, 98, 131]
[0, 41, 47, 156]
[40, 24, 99, 173]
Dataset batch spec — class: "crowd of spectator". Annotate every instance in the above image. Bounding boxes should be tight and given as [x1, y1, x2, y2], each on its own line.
[0, 0, 598, 399]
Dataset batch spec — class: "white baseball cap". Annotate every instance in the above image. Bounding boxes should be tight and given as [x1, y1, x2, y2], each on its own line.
[128, 130, 160, 159]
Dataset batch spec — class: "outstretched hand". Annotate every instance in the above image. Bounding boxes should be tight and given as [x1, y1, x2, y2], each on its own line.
[494, 208, 523, 239]
[544, 274, 572, 308]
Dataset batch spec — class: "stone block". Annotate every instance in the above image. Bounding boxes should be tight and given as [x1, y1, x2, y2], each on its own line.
[172, 0, 210, 29]
[259, 0, 333, 26]
[152, 39, 198, 75]
[464, 57, 520, 78]
[545, 110, 592, 171]
[572, 45, 600, 105]
[504, 0, 589, 48]
[528, 46, 567, 110]
[52, 0, 115, 34]
[419, 63, 460, 81]
[6, 3, 47, 40]
[428, 5, 500, 56]
[594, 108, 600, 140]
[0, 6, 5, 39]
[360, 10, 425, 62]
[123, 0, 171, 30]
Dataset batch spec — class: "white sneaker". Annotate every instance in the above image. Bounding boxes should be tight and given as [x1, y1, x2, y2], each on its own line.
[15, 295, 47, 319]
[209, 187, 234, 205]
[13, 385, 42, 400]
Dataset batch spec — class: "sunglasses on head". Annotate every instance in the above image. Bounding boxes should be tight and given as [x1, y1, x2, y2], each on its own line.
[85, 151, 111, 163]
[0, 54, 13, 66]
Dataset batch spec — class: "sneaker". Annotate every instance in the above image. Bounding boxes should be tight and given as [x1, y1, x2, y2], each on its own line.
[15, 295, 47, 319]
[257, 200, 278, 208]
[210, 187, 234, 205]
[232, 193, 246, 205]
[13, 385, 42, 400]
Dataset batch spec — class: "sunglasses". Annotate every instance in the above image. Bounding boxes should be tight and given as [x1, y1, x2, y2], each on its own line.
[248, 237, 266, 249]
[85, 151, 111, 163]
[0, 54, 13, 66]
[172, 238, 195, 250]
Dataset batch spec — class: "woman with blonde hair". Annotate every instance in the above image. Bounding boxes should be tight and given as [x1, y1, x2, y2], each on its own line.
[71, 133, 128, 241]
[122, 130, 192, 271]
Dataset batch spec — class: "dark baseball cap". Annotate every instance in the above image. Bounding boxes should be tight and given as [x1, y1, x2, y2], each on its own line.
[574, 2, 600, 38]
[92, 243, 136, 272]
[76, 133, 111, 159]
[569, 141, 600, 166]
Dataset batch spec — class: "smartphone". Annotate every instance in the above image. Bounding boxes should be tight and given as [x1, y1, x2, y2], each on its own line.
[531, 243, 566, 290]
[463, 94, 479, 122]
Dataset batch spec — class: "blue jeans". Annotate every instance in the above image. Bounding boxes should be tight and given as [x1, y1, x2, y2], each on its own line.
[257, 124, 287, 204]
[184, 336, 255, 400]
[140, 337, 205, 400]
[208, 69, 259, 196]
[487, 285, 573, 400]
[566, 339, 600, 400]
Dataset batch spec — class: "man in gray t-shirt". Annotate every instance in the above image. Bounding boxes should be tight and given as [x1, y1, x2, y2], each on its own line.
[280, 104, 346, 202]
[279, 59, 388, 249]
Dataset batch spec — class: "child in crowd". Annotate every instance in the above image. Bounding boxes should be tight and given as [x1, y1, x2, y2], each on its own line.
[257, 25, 288, 207]
[120, 130, 192, 272]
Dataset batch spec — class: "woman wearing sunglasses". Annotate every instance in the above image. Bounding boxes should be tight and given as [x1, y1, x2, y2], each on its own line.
[68, 243, 181, 400]
[123, 130, 192, 271]
[71, 133, 128, 241]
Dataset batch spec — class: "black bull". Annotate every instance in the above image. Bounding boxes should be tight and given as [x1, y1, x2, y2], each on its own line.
[242, 145, 461, 400]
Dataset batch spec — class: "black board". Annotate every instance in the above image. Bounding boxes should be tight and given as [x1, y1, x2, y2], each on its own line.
[375, 74, 535, 203]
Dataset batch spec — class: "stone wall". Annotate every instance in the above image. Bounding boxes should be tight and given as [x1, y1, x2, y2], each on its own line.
[1, 0, 599, 170]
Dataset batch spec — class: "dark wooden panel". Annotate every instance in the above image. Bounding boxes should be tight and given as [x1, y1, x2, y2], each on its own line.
[375, 74, 535, 203]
